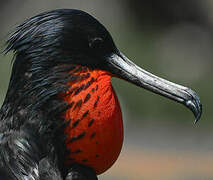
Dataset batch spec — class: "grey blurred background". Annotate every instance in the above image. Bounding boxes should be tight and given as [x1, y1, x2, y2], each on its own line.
[0, 1, 213, 180]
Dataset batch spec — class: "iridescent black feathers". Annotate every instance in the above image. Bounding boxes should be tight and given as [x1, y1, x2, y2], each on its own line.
[0, 9, 107, 179]
[5, 9, 116, 68]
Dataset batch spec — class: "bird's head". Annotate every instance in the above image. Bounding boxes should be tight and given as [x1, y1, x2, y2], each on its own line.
[6, 9, 201, 123]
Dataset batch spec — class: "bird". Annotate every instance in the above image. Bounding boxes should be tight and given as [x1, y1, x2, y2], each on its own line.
[0, 9, 202, 180]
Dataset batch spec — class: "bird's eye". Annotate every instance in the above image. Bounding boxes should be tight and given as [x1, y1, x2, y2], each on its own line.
[89, 37, 104, 49]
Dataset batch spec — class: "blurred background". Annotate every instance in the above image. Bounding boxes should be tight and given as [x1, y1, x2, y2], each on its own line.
[0, 0, 212, 179]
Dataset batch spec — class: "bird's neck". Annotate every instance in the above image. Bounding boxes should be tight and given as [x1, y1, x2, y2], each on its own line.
[0, 60, 124, 174]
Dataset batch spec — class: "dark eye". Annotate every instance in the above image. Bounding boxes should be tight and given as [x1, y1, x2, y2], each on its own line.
[89, 37, 104, 49]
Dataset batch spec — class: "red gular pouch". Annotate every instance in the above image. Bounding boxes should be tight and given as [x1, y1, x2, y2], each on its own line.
[60, 65, 123, 175]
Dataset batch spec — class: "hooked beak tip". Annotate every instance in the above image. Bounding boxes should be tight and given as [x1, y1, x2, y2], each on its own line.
[184, 89, 202, 124]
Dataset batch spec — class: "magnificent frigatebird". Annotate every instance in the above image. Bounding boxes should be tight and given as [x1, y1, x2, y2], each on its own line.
[0, 9, 202, 180]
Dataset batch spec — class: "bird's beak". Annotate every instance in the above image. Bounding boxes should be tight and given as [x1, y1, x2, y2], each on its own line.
[105, 52, 202, 123]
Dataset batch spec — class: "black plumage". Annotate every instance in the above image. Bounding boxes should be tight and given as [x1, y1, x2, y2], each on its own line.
[0, 9, 113, 180]
[0, 8, 202, 180]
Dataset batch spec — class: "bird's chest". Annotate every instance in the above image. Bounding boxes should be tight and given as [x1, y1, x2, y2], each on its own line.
[62, 70, 123, 175]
